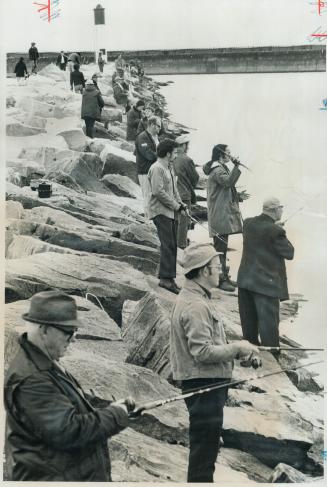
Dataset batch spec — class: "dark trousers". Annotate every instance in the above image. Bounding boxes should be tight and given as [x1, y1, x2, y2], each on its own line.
[59, 63, 66, 71]
[84, 117, 96, 138]
[238, 287, 280, 346]
[153, 214, 178, 279]
[182, 378, 228, 483]
[177, 200, 191, 249]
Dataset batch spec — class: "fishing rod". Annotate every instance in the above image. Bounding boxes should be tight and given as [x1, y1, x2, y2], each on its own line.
[282, 191, 323, 225]
[128, 360, 322, 418]
[259, 346, 325, 352]
[188, 213, 230, 247]
[219, 148, 252, 172]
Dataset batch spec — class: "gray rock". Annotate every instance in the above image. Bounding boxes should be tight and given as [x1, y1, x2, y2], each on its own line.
[5, 252, 151, 324]
[6, 122, 46, 137]
[101, 144, 138, 184]
[101, 108, 122, 123]
[18, 146, 60, 166]
[6, 201, 25, 220]
[6, 96, 16, 108]
[268, 463, 308, 483]
[101, 174, 142, 199]
[120, 222, 159, 248]
[57, 129, 89, 151]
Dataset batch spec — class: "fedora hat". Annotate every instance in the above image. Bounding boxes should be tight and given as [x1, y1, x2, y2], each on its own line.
[182, 243, 221, 274]
[23, 291, 81, 329]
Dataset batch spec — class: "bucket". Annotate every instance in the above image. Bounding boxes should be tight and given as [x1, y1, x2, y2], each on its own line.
[38, 183, 52, 198]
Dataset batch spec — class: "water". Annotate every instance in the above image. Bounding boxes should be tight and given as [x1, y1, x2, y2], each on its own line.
[155, 72, 327, 367]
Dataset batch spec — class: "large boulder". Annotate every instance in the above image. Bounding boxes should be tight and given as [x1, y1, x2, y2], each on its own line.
[14, 113, 47, 129]
[101, 174, 142, 199]
[120, 222, 159, 249]
[101, 108, 122, 123]
[5, 252, 151, 324]
[57, 129, 89, 151]
[17, 97, 68, 119]
[6, 122, 46, 137]
[100, 144, 138, 184]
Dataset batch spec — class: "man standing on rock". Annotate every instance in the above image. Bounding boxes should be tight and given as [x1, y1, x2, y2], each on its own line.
[56, 50, 68, 71]
[237, 197, 294, 347]
[135, 115, 161, 217]
[28, 42, 39, 74]
[126, 99, 145, 142]
[174, 134, 199, 249]
[170, 243, 259, 482]
[148, 138, 186, 294]
[81, 79, 105, 138]
[203, 144, 249, 292]
[4, 291, 135, 481]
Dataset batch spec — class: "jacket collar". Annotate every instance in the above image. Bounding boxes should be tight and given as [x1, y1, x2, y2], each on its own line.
[19, 332, 55, 372]
[260, 213, 275, 222]
[183, 279, 212, 299]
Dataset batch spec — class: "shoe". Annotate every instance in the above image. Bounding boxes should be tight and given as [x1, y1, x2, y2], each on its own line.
[218, 279, 235, 292]
[225, 266, 237, 287]
[159, 279, 180, 294]
[170, 279, 181, 292]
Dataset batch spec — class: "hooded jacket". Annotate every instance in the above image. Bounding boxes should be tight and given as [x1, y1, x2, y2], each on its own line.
[14, 60, 28, 78]
[81, 85, 104, 120]
[203, 159, 242, 236]
[4, 333, 129, 481]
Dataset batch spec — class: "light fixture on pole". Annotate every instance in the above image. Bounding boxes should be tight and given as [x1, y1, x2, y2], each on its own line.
[93, 4, 106, 64]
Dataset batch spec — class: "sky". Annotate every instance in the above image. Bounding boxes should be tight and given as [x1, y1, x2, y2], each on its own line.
[1, 0, 327, 53]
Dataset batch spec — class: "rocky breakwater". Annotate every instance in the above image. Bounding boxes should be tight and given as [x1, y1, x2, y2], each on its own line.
[5, 62, 324, 482]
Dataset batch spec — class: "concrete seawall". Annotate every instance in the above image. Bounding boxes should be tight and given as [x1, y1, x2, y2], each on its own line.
[107, 45, 326, 74]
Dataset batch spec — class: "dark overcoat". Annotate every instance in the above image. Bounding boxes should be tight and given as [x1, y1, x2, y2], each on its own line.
[14, 61, 28, 78]
[134, 130, 157, 174]
[81, 85, 104, 120]
[4, 334, 128, 481]
[126, 106, 142, 141]
[237, 213, 294, 300]
[173, 154, 199, 203]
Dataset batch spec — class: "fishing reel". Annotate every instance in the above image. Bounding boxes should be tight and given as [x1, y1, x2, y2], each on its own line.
[240, 354, 262, 369]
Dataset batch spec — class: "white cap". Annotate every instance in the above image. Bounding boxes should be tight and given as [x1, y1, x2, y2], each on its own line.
[175, 134, 190, 145]
[85, 79, 94, 86]
[263, 197, 283, 210]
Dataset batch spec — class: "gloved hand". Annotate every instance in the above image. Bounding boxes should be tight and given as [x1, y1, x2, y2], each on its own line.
[112, 396, 136, 414]
[179, 203, 187, 212]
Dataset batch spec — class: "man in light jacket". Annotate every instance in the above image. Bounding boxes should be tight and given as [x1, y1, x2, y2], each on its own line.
[203, 144, 249, 292]
[237, 197, 294, 347]
[148, 138, 186, 294]
[170, 243, 259, 482]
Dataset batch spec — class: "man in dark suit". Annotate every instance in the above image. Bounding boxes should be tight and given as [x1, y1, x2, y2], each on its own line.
[237, 197, 294, 347]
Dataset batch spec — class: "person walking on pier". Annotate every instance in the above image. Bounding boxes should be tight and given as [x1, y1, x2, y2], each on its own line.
[14, 57, 28, 84]
[203, 144, 249, 292]
[148, 138, 185, 294]
[170, 243, 259, 482]
[4, 291, 135, 481]
[174, 134, 199, 249]
[70, 64, 86, 94]
[98, 51, 105, 73]
[81, 79, 104, 138]
[135, 116, 161, 217]
[56, 51, 68, 71]
[67, 52, 81, 73]
[28, 42, 39, 74]
[237, 197, 294, 347]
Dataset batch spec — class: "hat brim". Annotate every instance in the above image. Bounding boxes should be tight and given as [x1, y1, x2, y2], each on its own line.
[183, 251, 222, 274]
[22, 313, 80, 329]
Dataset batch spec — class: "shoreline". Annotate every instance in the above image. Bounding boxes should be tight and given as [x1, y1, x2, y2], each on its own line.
[4, 61, 324, 482]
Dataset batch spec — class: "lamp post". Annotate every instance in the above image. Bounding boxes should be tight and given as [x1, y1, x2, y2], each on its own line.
[93, 4, 106, 64]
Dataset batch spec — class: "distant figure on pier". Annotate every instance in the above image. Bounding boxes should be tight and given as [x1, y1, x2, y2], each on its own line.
[98, 51, 105, 73]
[56, 51, 68, 71]
[237, 197, 294, 348]
[135, 116, 161, 217]
[137, 104, 155, 135]
[81, 79, 104, 138]
[148, 138, 184, 294]
[174, 134, 199, 249]
[203, 144, 249, 292]
[70, 64, 86, 94]
[112, 67, 130, 112]
[115, 53, 125, 71]
[14, 57, 28, 84]
[28, 42, 39, 74]
[126, 100, 145, 141]
[67, 52, 81, 73]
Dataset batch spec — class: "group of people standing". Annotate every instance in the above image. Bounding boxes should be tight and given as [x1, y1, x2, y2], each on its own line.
[6, 50, 296, 484]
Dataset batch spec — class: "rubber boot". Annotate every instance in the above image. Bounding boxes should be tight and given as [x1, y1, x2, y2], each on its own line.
[225, 265, 237, 287]
[218, 254, 235, 292]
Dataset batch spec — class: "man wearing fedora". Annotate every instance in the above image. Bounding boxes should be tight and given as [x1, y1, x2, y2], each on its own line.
[170, 243, 259, 483]
[4, 291, 135, 481]
[237, 197, 294, 347]
[174, 134, 199, 249]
